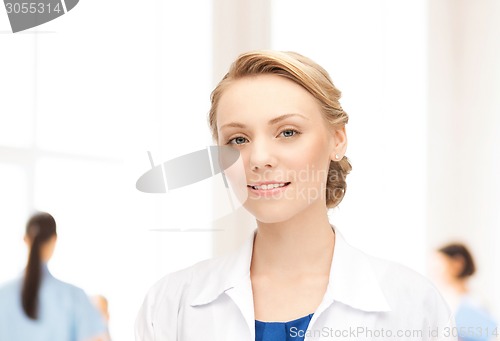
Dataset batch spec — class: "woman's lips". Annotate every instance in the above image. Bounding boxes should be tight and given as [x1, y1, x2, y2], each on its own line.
[247, 182, 291, 196]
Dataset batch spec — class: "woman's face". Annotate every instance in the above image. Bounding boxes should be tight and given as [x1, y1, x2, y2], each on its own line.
[216, 74, 346, 223]
[431, 252, 465, 285]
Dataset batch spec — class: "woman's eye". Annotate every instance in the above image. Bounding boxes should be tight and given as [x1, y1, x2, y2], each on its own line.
[228, 136, 248, 145]
[280, 129, 299, 138]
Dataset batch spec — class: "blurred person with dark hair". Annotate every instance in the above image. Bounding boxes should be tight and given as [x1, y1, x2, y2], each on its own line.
[434, 243, 498, 341]
[0, 212, 107, 341]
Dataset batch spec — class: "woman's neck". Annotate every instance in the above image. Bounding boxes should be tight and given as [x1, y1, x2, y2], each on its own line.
[450, 279, 468, 295]
[251, 203, 335, 277]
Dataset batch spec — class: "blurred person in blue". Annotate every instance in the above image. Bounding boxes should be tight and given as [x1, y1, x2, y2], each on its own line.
[0, 212, 107, 341]
[435, 243, 498, 341]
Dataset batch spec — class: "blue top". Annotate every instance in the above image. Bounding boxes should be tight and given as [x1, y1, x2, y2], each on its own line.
[0, 264, 105, 341]
[255, 313, 314, 341]
[455, 297, 497, 341]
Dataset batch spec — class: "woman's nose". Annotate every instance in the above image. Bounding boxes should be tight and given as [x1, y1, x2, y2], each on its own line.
[248, 139, 277, 171]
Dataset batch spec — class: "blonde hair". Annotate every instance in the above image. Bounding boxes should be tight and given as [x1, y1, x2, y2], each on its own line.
[208, 50, 352, 208]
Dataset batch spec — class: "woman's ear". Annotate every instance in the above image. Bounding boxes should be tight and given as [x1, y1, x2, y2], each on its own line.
[329, 126, 347, 161]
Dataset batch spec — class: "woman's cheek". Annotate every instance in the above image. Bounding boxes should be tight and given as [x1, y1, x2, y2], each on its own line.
[223, 153, 249, 205]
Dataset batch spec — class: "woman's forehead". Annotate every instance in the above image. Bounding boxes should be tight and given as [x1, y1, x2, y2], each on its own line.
[216, 74, 322, 125]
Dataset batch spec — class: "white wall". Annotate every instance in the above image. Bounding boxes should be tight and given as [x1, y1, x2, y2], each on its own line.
[427, 0, 500, 317]
[270, 0, 429, 272]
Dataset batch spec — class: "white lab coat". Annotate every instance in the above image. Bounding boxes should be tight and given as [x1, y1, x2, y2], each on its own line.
[135, 227, 456, 340]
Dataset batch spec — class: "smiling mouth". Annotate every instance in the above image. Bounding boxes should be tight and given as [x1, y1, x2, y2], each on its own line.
[248, 182, 291, 190]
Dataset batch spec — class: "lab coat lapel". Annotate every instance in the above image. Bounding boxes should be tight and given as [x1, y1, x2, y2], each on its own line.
[225, 274, 255, 340]
[305, 227, 391, 339]
[190, 230, 256, 339]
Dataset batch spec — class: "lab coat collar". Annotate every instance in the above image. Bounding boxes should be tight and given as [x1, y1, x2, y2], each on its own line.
[189, 231, 255, 307]
[190, 229, 256, 338]
[190, 226, 391, 329]
[326, 227, 392, 312]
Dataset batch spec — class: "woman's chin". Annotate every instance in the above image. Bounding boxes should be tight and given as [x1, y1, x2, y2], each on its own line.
[243, 205, 295, 225]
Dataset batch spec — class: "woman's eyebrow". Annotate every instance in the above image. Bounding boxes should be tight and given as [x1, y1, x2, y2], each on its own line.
[268, 113, 309, 125]
[220, 122, 246, 130]
[220, 113, 309, 131]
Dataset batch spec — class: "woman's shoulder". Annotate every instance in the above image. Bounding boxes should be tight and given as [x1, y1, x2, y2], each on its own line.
[43, 271, 88, 296]
[145, 232, 253, 303]
[135, 253, 235, 339]
[369, 254, 439, 291]
[0, 274, 79, 301]
[145, 253, 229, 301]
[366, 252, 452, 317]
[0, 278, 20, 302]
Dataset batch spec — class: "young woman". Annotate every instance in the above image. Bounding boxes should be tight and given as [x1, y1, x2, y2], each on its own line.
[136, 51, 455, 340]
[0, 212, 106, 341]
